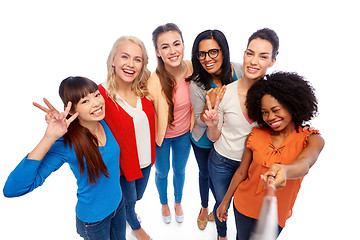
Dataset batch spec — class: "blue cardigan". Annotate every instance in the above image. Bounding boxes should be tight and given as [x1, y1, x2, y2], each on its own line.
[3, 120, 121, 223]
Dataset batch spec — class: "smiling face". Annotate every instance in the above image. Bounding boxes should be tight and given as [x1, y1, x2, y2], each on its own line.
[74, 90, 105, 127]
[156, 30, 184, 68]
[261, 94, 295, 134]
[243, 38, 276, 81]
[112, 40, 143, 84]
[198, 38, 223, 76]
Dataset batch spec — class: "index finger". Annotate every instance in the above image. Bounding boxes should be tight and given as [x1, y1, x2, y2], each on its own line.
[213, 96, 220, 112]
[205, 95, 212, 110]
[63, 101, 72, 116]
[43, 98, 57, 112]
[33, 101, 51, 114]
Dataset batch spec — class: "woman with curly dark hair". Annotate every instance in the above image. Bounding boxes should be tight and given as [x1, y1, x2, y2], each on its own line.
[216, 71, 325, 240]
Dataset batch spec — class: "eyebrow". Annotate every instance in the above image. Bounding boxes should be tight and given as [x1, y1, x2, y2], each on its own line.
[120, 52, 142, 59]
[246, 49, 271, 55]
[161, 39, 181, 46]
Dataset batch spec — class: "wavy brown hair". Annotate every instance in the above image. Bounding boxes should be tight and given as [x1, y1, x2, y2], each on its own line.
[59, 76, 109, 184]
[152, 23, 184, 126]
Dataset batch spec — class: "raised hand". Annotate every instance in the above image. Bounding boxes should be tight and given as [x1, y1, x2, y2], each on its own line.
[44, 102, 78, 141]
[28, 102, 78, 161]
[206, 85, 226, 108]
[33, 98, 60, 123]
[203, 95, 220, 128]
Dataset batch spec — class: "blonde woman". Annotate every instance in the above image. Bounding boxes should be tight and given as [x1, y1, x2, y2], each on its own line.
[99, 36, 155, 240]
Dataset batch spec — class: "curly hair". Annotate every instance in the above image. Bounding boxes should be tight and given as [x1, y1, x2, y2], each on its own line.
[246, 71, 318, 131]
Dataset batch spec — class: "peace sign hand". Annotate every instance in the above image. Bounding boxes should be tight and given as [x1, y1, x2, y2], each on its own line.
[44, 102, 79, 141]
[33, 98, 60, 123]
[203, 95, 220, 128]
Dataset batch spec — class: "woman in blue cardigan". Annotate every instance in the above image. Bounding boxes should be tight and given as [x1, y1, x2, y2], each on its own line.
[3, 76, 126, 240]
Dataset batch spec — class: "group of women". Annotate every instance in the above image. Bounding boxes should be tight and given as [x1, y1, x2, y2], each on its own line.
[3, 23, 324, 240]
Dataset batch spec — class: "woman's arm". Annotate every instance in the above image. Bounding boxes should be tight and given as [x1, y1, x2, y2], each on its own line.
[263, 134, 325, 189]
[217, 139, 253, 222]
[28, 102, 77, 160]
[3, 102, 78, 197]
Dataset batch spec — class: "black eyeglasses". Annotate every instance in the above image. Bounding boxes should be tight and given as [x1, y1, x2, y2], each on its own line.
[196, 49, 221, 60]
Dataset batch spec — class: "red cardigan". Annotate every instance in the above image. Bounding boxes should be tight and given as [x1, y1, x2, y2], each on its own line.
[99, 84, 156, 181]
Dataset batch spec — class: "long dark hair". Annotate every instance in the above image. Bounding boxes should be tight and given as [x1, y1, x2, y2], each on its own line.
[59, 76, 109, 184]
[152, 23, 184, 126]
[188, 29, 232, 90]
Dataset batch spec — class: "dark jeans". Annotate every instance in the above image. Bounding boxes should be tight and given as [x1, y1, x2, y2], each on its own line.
[233, 205, 283, 240]
[76, 198, 126, 240]
[208, 148, 241, 238]
[191, 141, 214, 209]
[120, 165, 151, 230]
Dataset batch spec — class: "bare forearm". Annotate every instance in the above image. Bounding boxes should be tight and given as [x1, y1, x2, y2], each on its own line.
[207, 125, 220, 141]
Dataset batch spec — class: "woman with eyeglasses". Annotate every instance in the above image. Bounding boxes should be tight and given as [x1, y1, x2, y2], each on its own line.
[186, 29, 243, 231]
[202, 28, 279, 240]
[147, 23, 193, 224]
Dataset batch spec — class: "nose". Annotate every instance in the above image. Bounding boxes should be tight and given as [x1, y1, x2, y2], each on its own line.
[250, 55, 259, 65]
[126, 58, 134, 67]
[169, 45, 177, 55]
[204, 52, 212, 61]
[268, 111, 276, 121]
[91, 97, 101, 107]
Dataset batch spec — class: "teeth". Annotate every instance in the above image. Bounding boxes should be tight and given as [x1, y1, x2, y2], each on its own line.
[270, 121, 280, 126]
[206, 63, 214, 67]
[123, 69, 134, 74]
[93, 109, 102, 114]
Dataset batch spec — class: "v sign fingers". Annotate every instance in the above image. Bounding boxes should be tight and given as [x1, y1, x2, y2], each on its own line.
[203, 95, 219, 128]
[33, 98, 61, 123]
[63, 101, 78, 127]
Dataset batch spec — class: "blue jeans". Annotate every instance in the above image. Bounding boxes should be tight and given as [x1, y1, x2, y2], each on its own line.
[208, 148, 240, 238]
[155, 132, 191, 205]
[120, 165, 151, 230]
[76, 198, 126, 240]
[233, 205, 283, 240]
[191, 140, 214, 209]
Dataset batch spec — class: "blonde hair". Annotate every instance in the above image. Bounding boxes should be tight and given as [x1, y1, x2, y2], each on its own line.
[106, 36, 150, 99]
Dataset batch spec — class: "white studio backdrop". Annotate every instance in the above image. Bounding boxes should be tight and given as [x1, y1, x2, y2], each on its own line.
[0, 0, 358, 239]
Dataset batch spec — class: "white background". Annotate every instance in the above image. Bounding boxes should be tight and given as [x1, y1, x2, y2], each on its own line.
[0, 0, 358, 239]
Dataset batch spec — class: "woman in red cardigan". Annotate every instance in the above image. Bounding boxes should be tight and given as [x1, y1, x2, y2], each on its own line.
[35, 36, 155, 240]
[99, 36, 155, 240]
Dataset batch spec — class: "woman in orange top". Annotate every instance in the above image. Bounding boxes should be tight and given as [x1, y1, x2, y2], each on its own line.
[216, 71, 325, 240]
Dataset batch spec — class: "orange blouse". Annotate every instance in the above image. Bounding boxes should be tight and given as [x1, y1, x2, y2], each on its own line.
[233, 127, 320, 228]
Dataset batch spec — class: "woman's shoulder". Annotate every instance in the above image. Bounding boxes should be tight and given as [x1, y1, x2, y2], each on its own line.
[231, 62, 244, 80]
[148, 72, 161, 86]
[225, 80, 238, 91]
[184, 60, 193, 74]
